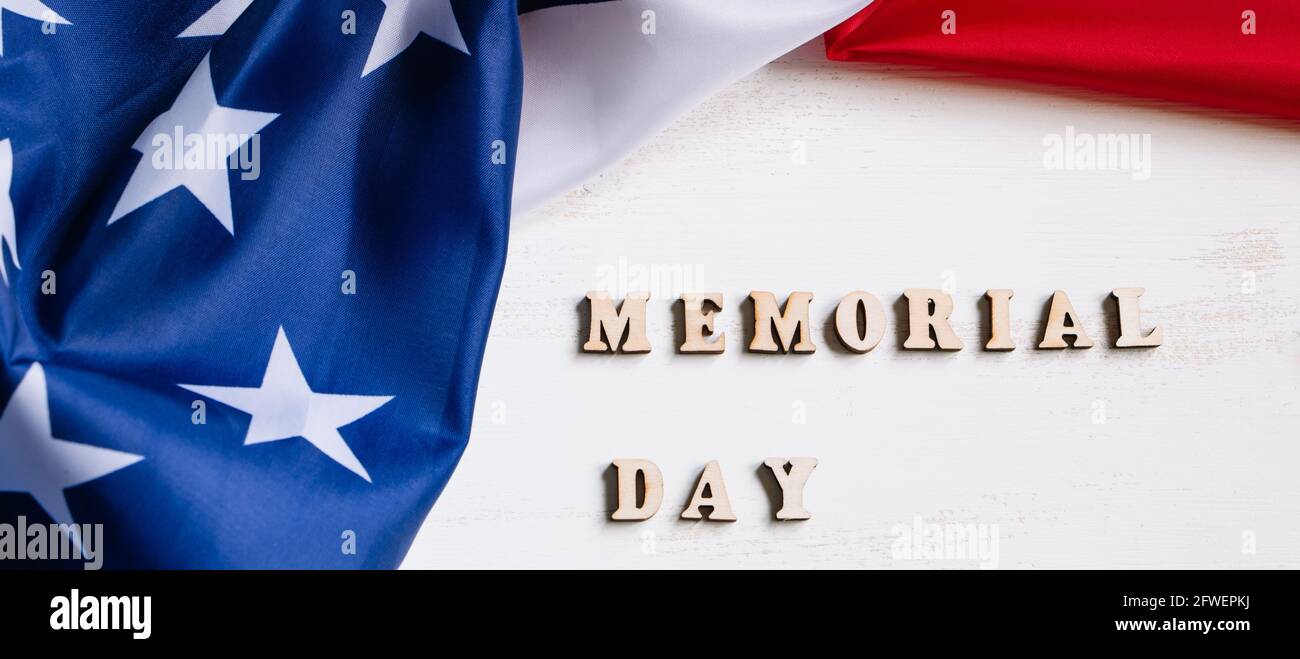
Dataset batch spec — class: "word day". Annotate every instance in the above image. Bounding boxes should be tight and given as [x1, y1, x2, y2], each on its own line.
[583, 287, 1163, 354]
[611, 458, 818, 522]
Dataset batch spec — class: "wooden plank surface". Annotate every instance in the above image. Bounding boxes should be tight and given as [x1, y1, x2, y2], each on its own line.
[402, 41, 1300, 569]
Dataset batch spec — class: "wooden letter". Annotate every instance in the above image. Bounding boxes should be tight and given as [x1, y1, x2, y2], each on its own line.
[748, 291, 815, 353]
[985, 289, 1015, 351]
[902, 288, 963, 350]
[762, 457, 818, 520]
[680, 293, 725, 353]
[681, 460, 737, 521]
[1039, 290, 1094, 348]
[583, 291, 651, 353]
[1112, 288, 1163, 348]
[834, 292, 885, 353]
[611, 459, 663, 521]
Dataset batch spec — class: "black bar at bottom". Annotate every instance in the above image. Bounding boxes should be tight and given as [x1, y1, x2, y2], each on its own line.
[0, 569, 1286, 644]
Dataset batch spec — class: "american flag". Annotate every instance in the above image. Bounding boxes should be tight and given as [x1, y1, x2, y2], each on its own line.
[1, 0, 520, 568]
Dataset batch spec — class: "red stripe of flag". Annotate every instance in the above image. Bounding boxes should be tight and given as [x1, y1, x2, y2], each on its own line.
[825, 1, 1300, 121]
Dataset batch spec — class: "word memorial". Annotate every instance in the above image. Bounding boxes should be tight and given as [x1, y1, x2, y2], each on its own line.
[582, 287, 1163, 353]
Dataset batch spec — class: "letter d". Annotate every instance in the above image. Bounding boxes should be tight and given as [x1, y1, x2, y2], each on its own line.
[611, 459, 663, 521]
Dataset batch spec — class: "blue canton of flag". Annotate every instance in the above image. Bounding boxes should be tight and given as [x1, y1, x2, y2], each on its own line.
[0, 0, 521, 568]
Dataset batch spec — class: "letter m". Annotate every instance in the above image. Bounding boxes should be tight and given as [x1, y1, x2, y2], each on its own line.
[583, 292, 651, 353]
[749, 291, 815, 353]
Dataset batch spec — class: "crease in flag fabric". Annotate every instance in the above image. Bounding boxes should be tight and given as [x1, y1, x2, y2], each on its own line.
[512, 0, 875, 215]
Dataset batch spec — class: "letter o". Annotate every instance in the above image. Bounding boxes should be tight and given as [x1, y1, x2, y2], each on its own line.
[834, 291, 885, 353]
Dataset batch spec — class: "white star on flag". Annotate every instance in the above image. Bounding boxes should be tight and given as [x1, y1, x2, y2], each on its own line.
[0, 0, 69, 57]
[0, 138, 18, 285]
[109, 53, 278, 235]
[180, 327, 394, 483]
[0, 363, 144, 529]
[178, 0, 253, 38]
[363, 0, 468, 77]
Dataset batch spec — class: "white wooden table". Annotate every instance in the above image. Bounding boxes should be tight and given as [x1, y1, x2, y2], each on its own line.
[402, 41, 1300, 569]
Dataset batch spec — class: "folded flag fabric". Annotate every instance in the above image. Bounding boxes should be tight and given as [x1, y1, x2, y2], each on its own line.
[1, 0, 520, 568]
[825, 0, 1300, 121]
[512, 0, 872, 214]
